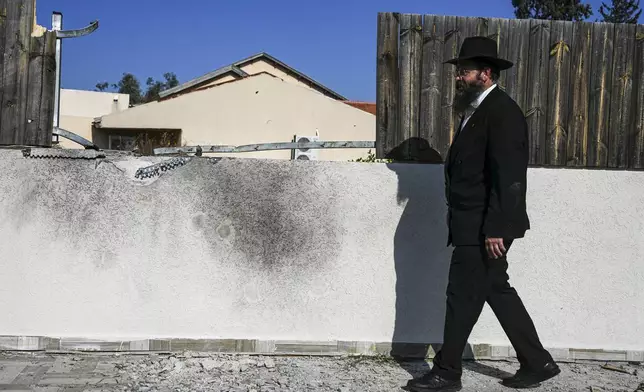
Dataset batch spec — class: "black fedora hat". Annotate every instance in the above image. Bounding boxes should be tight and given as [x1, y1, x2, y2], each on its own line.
[445, 36, 513, 70]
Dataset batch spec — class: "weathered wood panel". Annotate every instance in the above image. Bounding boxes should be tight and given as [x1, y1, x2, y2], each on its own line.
[376, 13, 643, 169]
[587, 22, 614, 168]
[632, 25, 644, 169]
[526, 19, 551, 165]
[25, 33, 56, 146]
[475, 17, 489, 36]
[608, 23, 636, 168]
[567, 21, 593, 167]
[376, 12, 399, 159]
[419, 14, 446, 158]
[440, 15, 460, 146]
[398, 14, 423, 159]
[0, 0, 33, 144]
[485, 17, 509, 90]
[504, 19, 531, 111]
[546, 20, 574, 166]
[15, 0, 35, 146]
[0, 0, 6, 115]
[0, 0, 52, 147]
[459, 16, 479, 49]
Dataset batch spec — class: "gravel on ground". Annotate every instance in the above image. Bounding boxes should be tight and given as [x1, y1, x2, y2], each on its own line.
[0, 351, 642, 391]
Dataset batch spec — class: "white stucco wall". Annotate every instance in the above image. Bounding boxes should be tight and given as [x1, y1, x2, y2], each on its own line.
[0, 151, 642, 354]
[97, 73, 375, 161]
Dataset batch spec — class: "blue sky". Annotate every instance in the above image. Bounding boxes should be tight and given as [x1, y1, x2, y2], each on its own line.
[36, 0, 640, 102]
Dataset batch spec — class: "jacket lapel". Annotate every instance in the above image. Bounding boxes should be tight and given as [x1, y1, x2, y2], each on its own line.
[446, 87, 503, 168]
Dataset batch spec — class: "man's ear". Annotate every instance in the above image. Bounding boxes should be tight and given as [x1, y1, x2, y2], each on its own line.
[481, 67, 491, 81]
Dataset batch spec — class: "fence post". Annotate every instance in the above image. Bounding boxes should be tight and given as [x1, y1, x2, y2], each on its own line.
[376, 12, 399, 159]
[398, 14, 423, 160]
[0, 0, 55, 147]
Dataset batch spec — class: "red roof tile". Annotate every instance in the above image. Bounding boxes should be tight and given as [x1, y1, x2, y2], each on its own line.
[343, 101, 376, 115]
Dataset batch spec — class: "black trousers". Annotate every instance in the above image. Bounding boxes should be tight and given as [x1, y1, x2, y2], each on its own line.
[431, 240, 553, 381]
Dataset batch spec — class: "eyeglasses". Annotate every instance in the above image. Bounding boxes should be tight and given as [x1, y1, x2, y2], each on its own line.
[455, 67, 481, 77]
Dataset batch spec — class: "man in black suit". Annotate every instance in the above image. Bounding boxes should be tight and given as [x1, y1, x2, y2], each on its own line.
[407, 36, 560, 391]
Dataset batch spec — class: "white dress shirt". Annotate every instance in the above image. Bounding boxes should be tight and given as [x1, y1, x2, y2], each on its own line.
[460, 83, 497, 131]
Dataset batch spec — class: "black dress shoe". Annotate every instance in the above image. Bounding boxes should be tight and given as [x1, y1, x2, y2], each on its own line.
[502, 361, 561, 389]
[407, 373, 462, 391]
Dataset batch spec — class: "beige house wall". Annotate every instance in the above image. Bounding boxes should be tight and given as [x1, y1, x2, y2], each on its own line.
[58, 89, 130, 149]
[97, 73, 375, 161]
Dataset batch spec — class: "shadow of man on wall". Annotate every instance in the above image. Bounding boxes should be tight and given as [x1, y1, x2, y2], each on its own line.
[385, 137, 452, 378]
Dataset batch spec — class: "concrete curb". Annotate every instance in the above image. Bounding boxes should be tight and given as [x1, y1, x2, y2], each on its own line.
[0, 336, 641, 363]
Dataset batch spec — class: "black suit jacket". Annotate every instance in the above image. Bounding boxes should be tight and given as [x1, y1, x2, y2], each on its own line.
[445, 86, 530, 246]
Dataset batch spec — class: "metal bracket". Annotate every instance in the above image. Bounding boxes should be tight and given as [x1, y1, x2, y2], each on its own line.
[55, 21, 99, 39]
[53, 127, 100, 150]
[51, 12, 99, 145]
[153, 141, 376, 156]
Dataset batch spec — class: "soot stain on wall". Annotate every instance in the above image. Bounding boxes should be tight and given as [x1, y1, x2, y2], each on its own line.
[190, 159, 343, 272]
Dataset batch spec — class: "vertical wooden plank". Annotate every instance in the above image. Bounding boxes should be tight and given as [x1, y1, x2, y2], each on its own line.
[0, 0, 19, 144]
[25, 32, 55, 146]
[398, 13, 423, 160]
[607, 23, 636, 168]
[632, 24, 644, 169]
[440, 15, 460, 148]
[419, 14, 446, 159]
[0, 0, 34, 145]
[484, 17, 509, 90]
[459, 16, 478, 45]
[0, 0, 7, 127]
[546, 20, 574, 166]
[376, 12, 399, 159]
[475, 16, 489, 36]
[567, 21, 593, 167]
[587, 22, 614, 168]
[24, 35, 44, 145]
[504, 19, 531, 112]
[525, 19, 551, 165]
[16, 0, 34, 145]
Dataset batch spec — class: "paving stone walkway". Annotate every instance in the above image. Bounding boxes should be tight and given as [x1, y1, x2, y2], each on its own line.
[0, 351, 642, 391]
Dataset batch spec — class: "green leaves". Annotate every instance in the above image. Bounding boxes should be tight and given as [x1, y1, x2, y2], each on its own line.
[550, 40, 570, 58]
[512, 0, 594, 21]
[349, 150, 392, 163]
[598, 0, 642, 23]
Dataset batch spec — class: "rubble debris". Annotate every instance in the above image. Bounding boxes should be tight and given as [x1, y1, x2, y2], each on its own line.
[134, 156, 192, 179]
[21, 147, 105, 159]
[602, 363, 635, 375]
[0, 352, 643, 391]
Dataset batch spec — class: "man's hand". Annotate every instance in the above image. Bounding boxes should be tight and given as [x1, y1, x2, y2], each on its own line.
[485, 237, 506, 259]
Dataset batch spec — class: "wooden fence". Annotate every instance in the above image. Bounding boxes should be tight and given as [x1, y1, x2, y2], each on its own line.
[0, 0, 56, 147]
[376, 13, 644, 169]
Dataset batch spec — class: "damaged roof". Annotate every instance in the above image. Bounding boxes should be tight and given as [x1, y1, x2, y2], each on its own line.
[159, 52, 347, 100]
